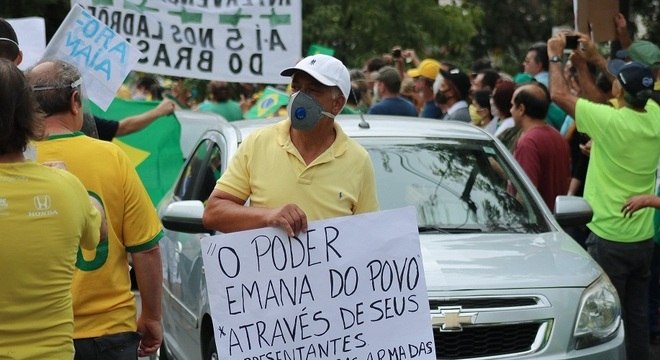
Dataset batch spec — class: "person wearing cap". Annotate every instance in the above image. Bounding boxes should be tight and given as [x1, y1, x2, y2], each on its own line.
[549, 33, 660, 360]
[367, 66, 418, 117]
[435, 67, 472, 122]
[0, 18, 22, 65]
[203, 54, 379, 236]
[407, 58, 443, 118]
[617, 39, 660, 105]
[617, 40, 660, 69]
[27, 59, 164, 359]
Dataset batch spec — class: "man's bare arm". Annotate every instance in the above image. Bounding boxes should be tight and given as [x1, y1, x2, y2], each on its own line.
[202, 188, 308, 236]
[548, 33, 578, 119]
[569, 52, 609, 104]
[132, 245, 163, 357]
[116, 99, 175, 137]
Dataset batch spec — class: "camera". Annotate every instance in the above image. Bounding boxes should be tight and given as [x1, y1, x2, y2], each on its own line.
[391, 48, 402, 59]
[565, 35, 579, 50]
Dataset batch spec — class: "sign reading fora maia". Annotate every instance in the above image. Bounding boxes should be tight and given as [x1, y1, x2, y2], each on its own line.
[201, 207, 436, 360]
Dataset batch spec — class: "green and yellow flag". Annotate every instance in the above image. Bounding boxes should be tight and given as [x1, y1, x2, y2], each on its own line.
[88, 98, 184, 205]
[244, 86, 289, 119]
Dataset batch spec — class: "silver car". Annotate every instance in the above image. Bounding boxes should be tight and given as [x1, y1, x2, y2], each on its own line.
[158, 114, 625, 359]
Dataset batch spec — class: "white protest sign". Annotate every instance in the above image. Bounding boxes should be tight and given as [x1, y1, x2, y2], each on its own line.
[72, 0, 302, 83]
[201, 207, 436, 360]
[6, 17, 46, 71]
[43, 4, 141, 111]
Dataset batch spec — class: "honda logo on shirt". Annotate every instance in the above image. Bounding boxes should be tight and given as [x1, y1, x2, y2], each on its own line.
[33, 195, 51, 210]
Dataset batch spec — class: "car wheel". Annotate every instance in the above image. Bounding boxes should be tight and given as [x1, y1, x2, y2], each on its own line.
[204, 334, 218, 360]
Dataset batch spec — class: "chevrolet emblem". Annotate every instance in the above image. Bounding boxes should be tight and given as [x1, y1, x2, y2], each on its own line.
[432, 306, 477, 332]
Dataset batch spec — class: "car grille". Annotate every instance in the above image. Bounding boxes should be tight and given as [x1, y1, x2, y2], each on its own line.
[434, 322, 541, 359]
[430, 297, 538, 309]
[430, 296, 549, 359]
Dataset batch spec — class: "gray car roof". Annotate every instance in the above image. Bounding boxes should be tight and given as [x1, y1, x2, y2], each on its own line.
[230, 114, 495, 142]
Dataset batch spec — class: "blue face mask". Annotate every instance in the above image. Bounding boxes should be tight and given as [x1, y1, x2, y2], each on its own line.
[287, 91, 335, 131]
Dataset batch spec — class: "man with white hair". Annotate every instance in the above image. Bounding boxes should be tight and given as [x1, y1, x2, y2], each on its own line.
[204, 54, 379, 236]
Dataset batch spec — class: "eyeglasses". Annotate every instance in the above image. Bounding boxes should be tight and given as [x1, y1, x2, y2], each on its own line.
[32, 78, 83, 92]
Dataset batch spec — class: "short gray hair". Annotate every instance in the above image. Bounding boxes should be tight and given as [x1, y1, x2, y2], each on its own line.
[26, 59, 83, 116]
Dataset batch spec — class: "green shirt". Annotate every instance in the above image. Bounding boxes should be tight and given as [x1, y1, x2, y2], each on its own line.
[575, 99, 660, 242]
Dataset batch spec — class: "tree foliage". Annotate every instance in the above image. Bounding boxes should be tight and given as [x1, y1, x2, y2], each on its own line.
[1, 1, 658, 77]
[631, 0, 660, 41]
[302, 0, 482, 70]
[467, 0, 574, 74]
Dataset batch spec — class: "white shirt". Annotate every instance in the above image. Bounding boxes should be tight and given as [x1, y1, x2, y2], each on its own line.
[494, 116, 514, 137]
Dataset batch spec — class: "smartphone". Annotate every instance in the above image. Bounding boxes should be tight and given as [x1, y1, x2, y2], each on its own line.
[565, 35, 579, 50]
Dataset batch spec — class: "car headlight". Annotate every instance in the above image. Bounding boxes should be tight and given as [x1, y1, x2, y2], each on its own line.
[573, 275, 621, 349]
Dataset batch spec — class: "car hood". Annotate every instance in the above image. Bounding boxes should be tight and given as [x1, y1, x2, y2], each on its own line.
[420, 232, 601, 292]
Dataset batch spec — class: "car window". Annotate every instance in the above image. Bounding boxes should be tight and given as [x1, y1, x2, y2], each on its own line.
[360, 138, 549, 233]
[174, 140, 223, 202]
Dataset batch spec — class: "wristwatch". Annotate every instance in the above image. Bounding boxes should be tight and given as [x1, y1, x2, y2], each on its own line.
[549, 55, 562, 63]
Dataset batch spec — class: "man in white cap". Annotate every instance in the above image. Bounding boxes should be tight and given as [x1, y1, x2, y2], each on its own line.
[203, 54, 379, 236]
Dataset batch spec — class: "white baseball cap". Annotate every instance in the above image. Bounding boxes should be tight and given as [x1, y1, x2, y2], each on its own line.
[281, 54, 351, 101]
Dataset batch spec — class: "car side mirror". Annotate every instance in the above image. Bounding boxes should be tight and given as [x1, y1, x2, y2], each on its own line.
[554, 195, 593, 227]
[161, 200, 212, 234]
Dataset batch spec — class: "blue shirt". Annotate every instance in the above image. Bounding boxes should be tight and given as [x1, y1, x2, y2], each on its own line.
[368, 96, 418, 117]
[420, 100, 443, 119]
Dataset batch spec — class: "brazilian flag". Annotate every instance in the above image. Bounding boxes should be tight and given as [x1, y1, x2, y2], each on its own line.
[244, 86, 289, 119]
[87, 98, 184, 206]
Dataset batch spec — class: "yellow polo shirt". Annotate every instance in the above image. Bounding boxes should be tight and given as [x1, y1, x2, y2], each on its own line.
[217, 119, 379, 220]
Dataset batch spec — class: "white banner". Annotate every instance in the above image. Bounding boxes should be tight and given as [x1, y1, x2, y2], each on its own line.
[71, 0, 302, 84]
[6, 17, 46, 71]
[43, 4, 141, 111]
[201, 207, 436, 360]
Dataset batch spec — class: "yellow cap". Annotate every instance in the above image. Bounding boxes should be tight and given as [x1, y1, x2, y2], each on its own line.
[407, 58, 441, 80]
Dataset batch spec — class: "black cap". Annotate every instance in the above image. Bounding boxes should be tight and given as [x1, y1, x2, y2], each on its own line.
[440, 67, 471, 100]
[607, 60, 654, 96]
[0, 18, 20, 61]
[0, 18, 18, 46]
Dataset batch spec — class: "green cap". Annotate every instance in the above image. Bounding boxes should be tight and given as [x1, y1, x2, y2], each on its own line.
[622, 40, 660, 67]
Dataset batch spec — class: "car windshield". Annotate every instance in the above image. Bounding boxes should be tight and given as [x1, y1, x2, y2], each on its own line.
[360, 138, 549, 234]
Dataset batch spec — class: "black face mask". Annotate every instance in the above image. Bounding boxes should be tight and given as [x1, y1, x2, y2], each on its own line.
[435, 90, 452, 105]
[287, 91, 335, 131]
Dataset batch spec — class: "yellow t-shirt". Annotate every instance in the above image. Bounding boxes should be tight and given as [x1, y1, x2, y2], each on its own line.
[36, 132, 163, 338]
[0, 161, 100, 359]
[217, 119, 379, 220]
